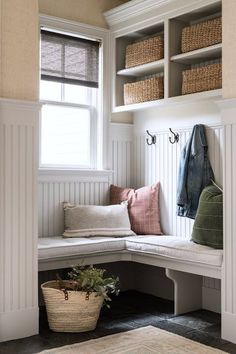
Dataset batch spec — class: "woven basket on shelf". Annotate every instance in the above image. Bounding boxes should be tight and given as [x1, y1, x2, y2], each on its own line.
[125, 36, 164, 68]
[41, 281, 104, 333]
[124, 76, 164, 105]
[181, 17, 222, 53]
[182, 62, 222, 95]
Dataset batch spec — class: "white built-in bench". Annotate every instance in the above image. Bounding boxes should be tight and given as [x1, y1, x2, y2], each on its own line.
[38, 235, 222, 315]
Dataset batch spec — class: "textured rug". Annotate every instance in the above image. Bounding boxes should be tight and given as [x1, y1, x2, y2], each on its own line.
[39, 326, 227, 353]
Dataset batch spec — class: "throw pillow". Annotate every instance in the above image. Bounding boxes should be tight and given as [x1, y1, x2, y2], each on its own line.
[110, 183, 162, 235]
[191, 184, 223, 249]
[63, 202, 135, 237]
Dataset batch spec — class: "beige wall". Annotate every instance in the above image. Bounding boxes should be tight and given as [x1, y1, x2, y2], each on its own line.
[39, 0, 129, 29]
[0, 0, 39, 101]
[222, 0, 236, 99]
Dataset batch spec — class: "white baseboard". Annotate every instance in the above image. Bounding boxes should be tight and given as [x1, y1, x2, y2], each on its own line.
[202, 287, 221, 314]
[0, 307, 39, 342]
[222, 311, 236, 344]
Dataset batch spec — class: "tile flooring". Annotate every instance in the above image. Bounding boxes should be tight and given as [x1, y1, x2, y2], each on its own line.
[1, 291, 236, 354]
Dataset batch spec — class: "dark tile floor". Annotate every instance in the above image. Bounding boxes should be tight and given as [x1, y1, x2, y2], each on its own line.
[1, 291, 236, 354]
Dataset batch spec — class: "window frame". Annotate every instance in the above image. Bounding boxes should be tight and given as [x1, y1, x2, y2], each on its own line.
[39, 15, 110, 171]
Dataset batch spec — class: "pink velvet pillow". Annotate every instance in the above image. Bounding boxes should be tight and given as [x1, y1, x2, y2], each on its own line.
[110, 183, 162, 235]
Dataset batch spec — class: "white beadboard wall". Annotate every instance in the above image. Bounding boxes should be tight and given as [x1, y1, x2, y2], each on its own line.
[0, 99, 39, 341]
[110, 123, 133, 187]
[218, 100, 236, 342]
[133, 125, 223, 237]
[38, 170, 113, 237]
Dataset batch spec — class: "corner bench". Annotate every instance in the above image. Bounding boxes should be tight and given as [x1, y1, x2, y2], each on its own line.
[38, 235, 222, 315]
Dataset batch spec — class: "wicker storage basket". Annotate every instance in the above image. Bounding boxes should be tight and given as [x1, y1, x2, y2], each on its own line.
[124, 76, 164, 105]
[181, 17, 222, 53]
[41, 281, 104, 333]
[125, 36, 164, 68]
[182, 62, 222, 95]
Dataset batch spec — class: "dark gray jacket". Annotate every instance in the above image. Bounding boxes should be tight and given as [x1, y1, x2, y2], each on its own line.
[176, 124, 214, 219]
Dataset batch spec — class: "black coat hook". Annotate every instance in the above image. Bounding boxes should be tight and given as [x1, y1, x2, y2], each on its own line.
[169, 128, 179, 144]
[146, 130, 156, 145]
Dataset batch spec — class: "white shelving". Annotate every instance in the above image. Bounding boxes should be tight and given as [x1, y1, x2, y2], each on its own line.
[117, 59, 165, 77]
[171, 44, 222, 65]
[113, 89, 222, 113]
[112, 0, 222, 112]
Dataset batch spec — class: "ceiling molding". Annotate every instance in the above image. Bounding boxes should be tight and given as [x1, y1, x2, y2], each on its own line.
[104, 0, 175, 27]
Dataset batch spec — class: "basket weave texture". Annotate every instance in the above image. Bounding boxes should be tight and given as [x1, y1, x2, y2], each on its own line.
[182, 62, 222, 95]
[125, 36, 164, 68]
[124, 76, 164, 105]
[181, 17, 222, 53]
[41, 281, 104, 333]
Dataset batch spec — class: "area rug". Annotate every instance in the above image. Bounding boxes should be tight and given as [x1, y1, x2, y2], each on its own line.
[39, 326, 227, 353]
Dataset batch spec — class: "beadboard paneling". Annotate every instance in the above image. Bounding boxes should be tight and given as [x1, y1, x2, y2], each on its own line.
[133, 125, 223, 238]
[110, 123, 133, 187]
[38, 171, 112, 237]
[0, 99, 39, 341]
[203, 277, 221, 290]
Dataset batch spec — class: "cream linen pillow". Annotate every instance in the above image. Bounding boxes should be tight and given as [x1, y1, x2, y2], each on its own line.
[63, 202, 135, 237]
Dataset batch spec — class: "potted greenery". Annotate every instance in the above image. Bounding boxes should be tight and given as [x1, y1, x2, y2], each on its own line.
[41, 265, 119, 333]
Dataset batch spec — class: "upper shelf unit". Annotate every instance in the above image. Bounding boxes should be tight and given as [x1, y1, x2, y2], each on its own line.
[112, 0, 222, 112]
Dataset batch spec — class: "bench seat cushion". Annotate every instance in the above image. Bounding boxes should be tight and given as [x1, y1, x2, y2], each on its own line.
[125, 236, 223, 267]
[38, 236, 126, 260]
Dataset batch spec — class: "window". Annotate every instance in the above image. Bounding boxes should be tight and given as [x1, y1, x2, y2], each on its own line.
[40, 30, 100, 169]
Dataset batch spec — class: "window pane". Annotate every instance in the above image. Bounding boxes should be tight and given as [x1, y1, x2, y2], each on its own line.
[41, 105, 91, 167]
[64, 83, 93, 105]
[40, 80, 62, 101]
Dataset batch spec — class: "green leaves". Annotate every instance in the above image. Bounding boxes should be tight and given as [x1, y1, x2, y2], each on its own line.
[67, 265, 120, 307]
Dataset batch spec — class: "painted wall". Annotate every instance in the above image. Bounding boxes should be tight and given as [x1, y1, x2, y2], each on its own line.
[0, 0, 39, 101]
[222, 0, 236, 99]
[38, 0, 129, 29]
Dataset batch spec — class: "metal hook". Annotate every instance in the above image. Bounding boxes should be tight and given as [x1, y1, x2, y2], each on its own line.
[146, 130, 156, 146]
[169, 128, 179, 144]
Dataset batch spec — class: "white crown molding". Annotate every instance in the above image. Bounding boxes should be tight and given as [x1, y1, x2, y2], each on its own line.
[39, 14, 109, 38]
[104, 0, 174, 27]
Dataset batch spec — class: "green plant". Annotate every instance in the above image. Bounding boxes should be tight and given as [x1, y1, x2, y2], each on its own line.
[58, 265, 120, 307]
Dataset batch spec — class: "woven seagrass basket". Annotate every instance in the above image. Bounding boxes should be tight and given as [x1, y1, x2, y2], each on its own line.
[125, 35, 164, 68]
[182, 62, 222, 95]
[41, 281, 104, 333]
[124, 76, 164, 105]
[181, 17, 222, 53]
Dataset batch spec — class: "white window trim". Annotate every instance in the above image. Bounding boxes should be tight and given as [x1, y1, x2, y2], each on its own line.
[39, 14, 111, 171]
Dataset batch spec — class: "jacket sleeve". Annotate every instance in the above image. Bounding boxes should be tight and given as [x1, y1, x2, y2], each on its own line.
[176, 143, 189, 209]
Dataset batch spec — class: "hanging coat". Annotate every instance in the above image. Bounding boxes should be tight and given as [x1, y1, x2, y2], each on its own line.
[176, 124, 214, 219]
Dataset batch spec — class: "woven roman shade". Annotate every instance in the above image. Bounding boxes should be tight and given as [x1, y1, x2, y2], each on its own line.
[41, 30, 100, 88]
